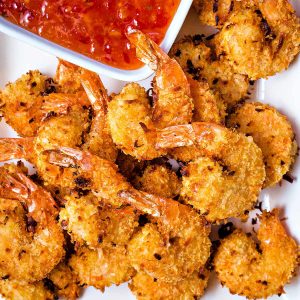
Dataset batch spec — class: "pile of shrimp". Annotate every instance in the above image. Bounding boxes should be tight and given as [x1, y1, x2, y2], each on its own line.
[0, 27, 299, 300]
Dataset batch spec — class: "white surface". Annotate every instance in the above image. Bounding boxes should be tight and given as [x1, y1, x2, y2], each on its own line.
[0, 0, 192, 81]
[0, 4, 300, 300]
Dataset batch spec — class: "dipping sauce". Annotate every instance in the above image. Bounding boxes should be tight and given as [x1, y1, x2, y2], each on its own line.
[0, 0, 180, 69]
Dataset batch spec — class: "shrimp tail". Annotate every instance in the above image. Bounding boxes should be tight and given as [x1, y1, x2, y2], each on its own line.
[126, 29, 167, 70]
[0, 137, 34, 162]
[80, 69, 109, 113]
[0, 171, 58, 225]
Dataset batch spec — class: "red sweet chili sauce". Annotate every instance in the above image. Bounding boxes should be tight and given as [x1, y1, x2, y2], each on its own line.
[0, 0, 180, 69]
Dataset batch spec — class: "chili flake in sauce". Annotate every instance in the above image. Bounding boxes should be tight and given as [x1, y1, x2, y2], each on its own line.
[0, 0, 180, 69]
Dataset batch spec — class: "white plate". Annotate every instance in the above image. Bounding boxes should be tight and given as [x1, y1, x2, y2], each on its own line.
[0, 4, 300, 300]
[0, 0, 193, 81]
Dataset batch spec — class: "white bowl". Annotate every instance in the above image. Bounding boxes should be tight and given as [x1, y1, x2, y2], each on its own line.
[0, 0, 193, 81]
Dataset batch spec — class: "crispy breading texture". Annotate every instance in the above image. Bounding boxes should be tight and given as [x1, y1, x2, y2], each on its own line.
[215, 1, 300, 79]
[227, 101, 298, 187]
[214, 209, 299, 299]
[69, 246, 135, 292]
[169, 36, 249, 106]
[129, 269, 210, 300]
[132, 165, 182, 199]
[0, 70, 56, 137]
[108, 83, 166, 160]
[0, 279, 55, 300]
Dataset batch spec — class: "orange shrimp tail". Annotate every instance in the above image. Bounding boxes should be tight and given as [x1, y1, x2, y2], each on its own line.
[0, 171, 58, 225]
[0, 137, 34, 162]
[126, 29, 167, 70]
[80, 69, 109, 113]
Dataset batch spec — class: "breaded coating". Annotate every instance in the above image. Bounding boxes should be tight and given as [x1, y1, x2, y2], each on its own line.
[108, 83, 166, 160]
[189, 77, 226, 124]
[227, 101, 298, 187]
[157, 123, 266, 222]
[0, 279, 55, 300]
[169, 36, 249, 106]
[60, 192, 139, 249]
[0, 70, 57, 136]
[193, 0, 254, 28]
[129, 269, 210, 300]
[214, 209, 299, 299]
[215, 1, 300, 79]
[47, 262, 81, 300]
[128, 218, 211, 283]
[0, 166, 65, 283]
[132, 165, 182, 199]
[69, 246, 135, 292]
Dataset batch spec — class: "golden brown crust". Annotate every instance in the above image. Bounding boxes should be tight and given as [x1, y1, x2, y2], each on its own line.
[227, 101, 298, 187]
[108, 83, 166, 160]
[215, 1, 300, 79]
[132, 165, 182, 199]
[169, 36, 249, 106]
[129, 269, 210, 300]
[214, 209, 299, 299]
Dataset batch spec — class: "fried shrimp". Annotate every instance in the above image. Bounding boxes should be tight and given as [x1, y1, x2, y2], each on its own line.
[0, 279, 55, 300]
[227, 101, 298, 187]
[47, 262, 81, 300]
[156, 122, 265, 222]
[60, 192, 139, 249]
[215, 0, 300, 79]
[129, 269, 210, 300]
[69, 246, 135, 292]
[170, 36, 249, 106]
[127, 30, 194, 128]
[0, 70, 58, 137]
[108, 83, 166, 160]
[193, 0, 254, 28]
[132, 164, 182, 199]
[122, 190, 211, 282]
[0, 164, 65, 283]
[214, 209, 299, 299]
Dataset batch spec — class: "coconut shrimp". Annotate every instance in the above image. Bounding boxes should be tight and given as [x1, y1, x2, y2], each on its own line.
[169, 35, 249, 106]
[60, 191, 140, 249]
[0, 164, 65, 283]
[120, 190, 211, 282]
[0, 279, 55, 300]
[69, 246, 135, 292]
[0, 70, 59, 137]
[156, 122, 265, 222]
[193, 0, 254, 28]
[214, 209, 299, 299]
[132, 164, 182, 199]
[108, 83, 167, 160]
[47, 261, 81, 300]
[227, 101, 298, 187]
[126, 29, 194, 128]
[215, 0, 300, 79]
[129, 269, 210, 300]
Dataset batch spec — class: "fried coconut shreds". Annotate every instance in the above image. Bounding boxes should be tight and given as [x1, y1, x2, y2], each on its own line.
[132, 164, 182, 199]
[169, 36, 249, 106]
[59, 192, 140, 249]
[214, 209, 299, 299]
[193, 0, 255, 28]
[0, 279, 55, 300]
[0, 70, 57, 137]
[215, 0, 300, 79]
[47, 262, 81, 300]
[227, 101, 298, 187]
[69, 246, 136, 292]
[129, 268, 210, 300]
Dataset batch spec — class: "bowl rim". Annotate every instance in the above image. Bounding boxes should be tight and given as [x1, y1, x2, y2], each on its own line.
[0, 0, 193, 81]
